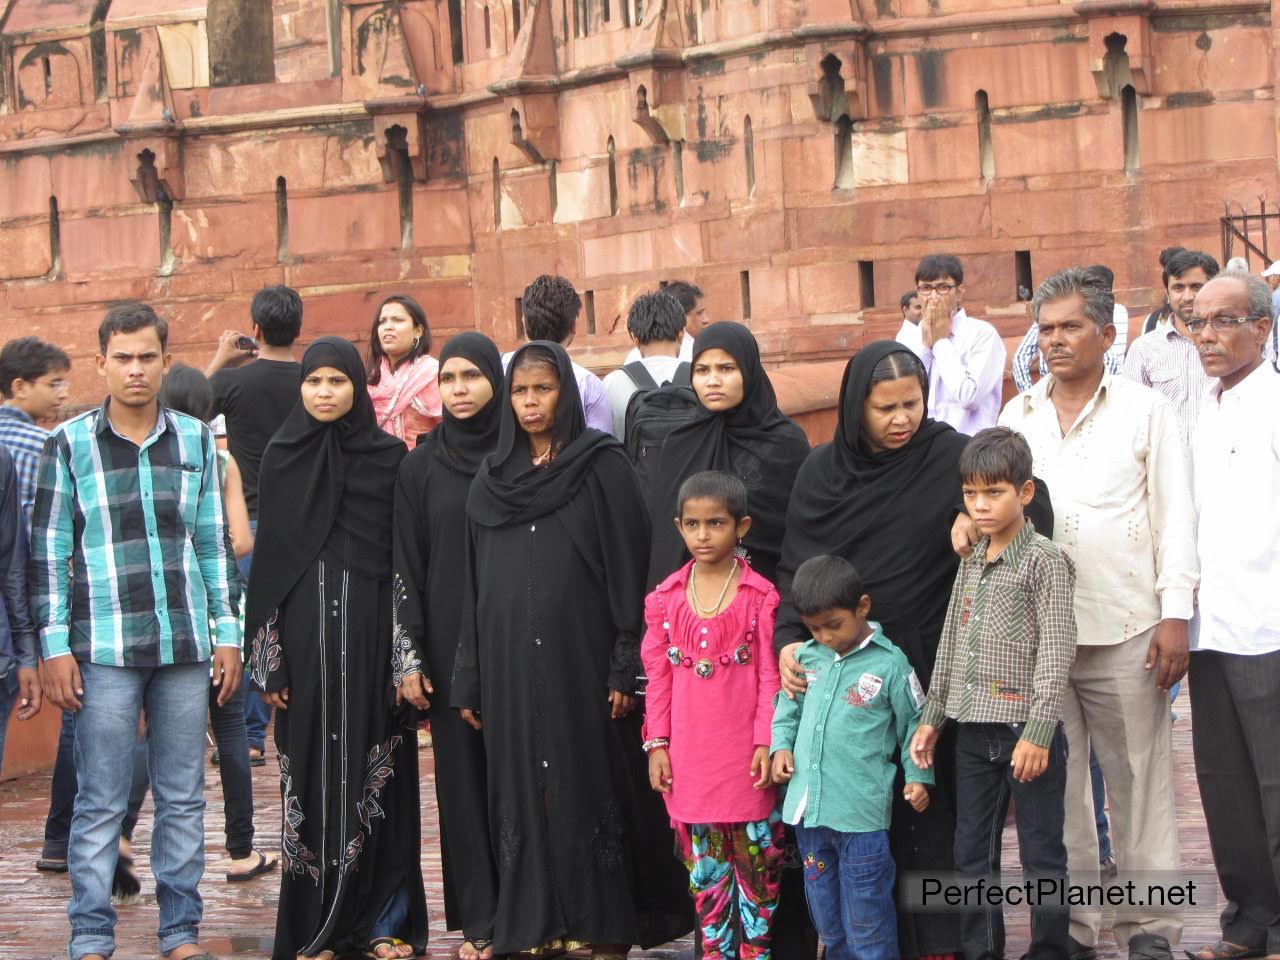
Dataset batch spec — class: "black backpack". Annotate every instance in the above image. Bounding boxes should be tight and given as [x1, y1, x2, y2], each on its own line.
[621, 361, 699, 496]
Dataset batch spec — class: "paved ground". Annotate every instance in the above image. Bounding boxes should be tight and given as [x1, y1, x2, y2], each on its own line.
[0, 705, 1225, 960]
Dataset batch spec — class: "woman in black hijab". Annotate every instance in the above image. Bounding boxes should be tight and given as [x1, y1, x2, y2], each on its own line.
[774, 340, 1052, 960]
[392, 332, 504, 960]
[647, 322, 810, 587]
[247, 337, 428, 960]
[453, 341, 691, 959]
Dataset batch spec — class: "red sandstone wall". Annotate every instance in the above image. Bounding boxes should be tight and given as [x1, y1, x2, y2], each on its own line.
[0, 0, 1273, 403]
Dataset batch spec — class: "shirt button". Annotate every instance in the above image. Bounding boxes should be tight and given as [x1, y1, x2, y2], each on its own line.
[331, 859, 338, 867]
[330, 733, 337, 741]
[701, 627, 709, 635]
[542, 760, 549, 768]
[816, 725, 822, 732]
[825, 694, 831, 700]
[812, 763, 818, 769]
[700, 641, 708, 648]
[534, 638, 542, 646]
[530, 524, 536, 532]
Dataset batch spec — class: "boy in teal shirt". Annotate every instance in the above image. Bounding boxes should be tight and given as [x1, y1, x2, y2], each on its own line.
[771, 555, 931, 960]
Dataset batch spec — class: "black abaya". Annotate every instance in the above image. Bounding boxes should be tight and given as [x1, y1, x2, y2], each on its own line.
[247, 337, 427, 960]
[453, 341, 692, 955]
[392, 332, 503, 941]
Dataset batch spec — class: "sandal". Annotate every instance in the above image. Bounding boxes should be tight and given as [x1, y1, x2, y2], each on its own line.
[35, 857, 68, 873]
[1185, 944, 1263, 960]
[225, 849, 278, 882]
[460, 939, 495, 960]
[367, 937, 416, 959]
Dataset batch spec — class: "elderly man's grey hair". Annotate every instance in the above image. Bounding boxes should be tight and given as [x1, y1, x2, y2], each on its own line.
[1210, 269, 1275, 321]
[1031, 267, 1116, 332]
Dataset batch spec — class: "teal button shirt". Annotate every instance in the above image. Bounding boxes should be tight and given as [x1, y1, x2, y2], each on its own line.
[770, 623, 933, 834]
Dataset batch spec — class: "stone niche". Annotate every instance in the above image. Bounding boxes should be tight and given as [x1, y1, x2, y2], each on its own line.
[1, 0, 108, 112]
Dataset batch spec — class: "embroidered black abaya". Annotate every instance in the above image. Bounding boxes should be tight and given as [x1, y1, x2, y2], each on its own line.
[647, 322, 810, 588]
[246, 337, 427, 960]
[453, 341, 692, 955]
[392, 332, 503, 942]
[775, 340, 1053, 958]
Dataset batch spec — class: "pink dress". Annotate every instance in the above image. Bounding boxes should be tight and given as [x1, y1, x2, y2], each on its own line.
[640, 559, 781, 825]
[368, 355, 442, 449]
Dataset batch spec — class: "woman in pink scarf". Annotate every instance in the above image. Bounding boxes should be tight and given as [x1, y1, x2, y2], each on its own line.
[366, 294, 442, 448]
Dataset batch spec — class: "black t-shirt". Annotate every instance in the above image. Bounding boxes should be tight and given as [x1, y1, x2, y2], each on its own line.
[211, 359, 301, 520]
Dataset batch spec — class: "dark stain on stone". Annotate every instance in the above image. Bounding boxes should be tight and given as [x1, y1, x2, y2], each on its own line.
[696, 90, 708, 140]
[870, 54, 893, 115]
[1050, 32, 1086, 44]
[875, 0, 894, 14]
[1152, 12, 1266, 31]
[992, 101, 1085, 124]
[918, 112, 958, 129]
[426, 109, 466, 180]
[691, 59, 726, 78]
[626, 144, 666, 198]
[1195, 31, 1212, 51]
[693, 137, 735, 163]
[749, 50, 768, 63]
[1165, 90, 1214, 108]
[914, 50, 944, 109]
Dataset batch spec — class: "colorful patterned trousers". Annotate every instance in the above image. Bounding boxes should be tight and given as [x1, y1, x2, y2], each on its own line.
[673, 813, 785, 960]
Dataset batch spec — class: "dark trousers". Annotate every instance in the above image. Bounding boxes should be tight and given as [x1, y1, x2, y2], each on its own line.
[42, 710, 79, 859]
[238, 527, 271, 751]
[1189, 649, 1280, 955]
[208, 677, 255, 859]
[953, 722, 1070, 960]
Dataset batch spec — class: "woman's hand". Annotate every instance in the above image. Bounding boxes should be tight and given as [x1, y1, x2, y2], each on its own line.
[397, 670, 433, 711]
[262, 688, 289, 711]
[608, 689, 636, 719]
[750, 745, 772, 789]
[648, 748, 672, 793]
[460, 708, 482, 731]
[951, 513, 979, 558]
[778, 643, 807, 699]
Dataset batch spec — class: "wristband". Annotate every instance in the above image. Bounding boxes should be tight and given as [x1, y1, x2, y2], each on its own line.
[642, 737, 670, 753]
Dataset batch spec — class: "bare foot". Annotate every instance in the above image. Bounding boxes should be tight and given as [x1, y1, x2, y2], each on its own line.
[164, 945, 212, 960]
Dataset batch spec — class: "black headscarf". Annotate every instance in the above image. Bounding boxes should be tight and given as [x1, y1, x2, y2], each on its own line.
[246, 337, 407, 635]
[647, 321, 811, 586]
[427, 332, 504, 476]
[467, 340, 617, 527]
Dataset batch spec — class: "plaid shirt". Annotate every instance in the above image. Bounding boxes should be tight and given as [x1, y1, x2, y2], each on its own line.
[30, 400, 240, 666]
[0, 404, 49, 524]
[921, 521, 1077, 747]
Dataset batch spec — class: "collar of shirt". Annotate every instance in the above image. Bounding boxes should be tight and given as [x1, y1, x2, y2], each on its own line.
[0, 404, 35, 425]
[1208, 359, 1276, 406]
[807, 621, 892, 663]
[970, 519, 1037, 571]
[1155, 317, 1192, 344]
[1022, 369, 1113, 429]
[93, 398, 171, 447]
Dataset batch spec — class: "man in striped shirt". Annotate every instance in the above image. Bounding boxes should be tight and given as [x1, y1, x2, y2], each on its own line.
[32, 303, 241, 960]
[0, 337, 70, 521]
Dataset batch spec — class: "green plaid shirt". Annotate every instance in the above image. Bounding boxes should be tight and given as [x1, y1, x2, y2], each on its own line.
[30, 400, 240, 666]
[921, 521, 1077, 748]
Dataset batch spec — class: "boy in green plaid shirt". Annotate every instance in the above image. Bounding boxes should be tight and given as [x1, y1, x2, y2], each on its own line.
[911, 426, 1077, 960]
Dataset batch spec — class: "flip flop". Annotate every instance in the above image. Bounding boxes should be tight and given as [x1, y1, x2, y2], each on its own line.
[1184, 945, 1264, 960]
[35, 858, 68, 873]
[366, 938, 416, 959]
[225, 850, 278, 882]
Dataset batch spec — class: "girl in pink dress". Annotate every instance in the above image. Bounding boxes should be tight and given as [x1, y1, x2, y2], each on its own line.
[366, 294, 442, 448]
[641, 470, 784, 960]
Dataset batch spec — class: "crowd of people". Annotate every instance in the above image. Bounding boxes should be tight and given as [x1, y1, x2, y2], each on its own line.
[0, 245, 1275, 960]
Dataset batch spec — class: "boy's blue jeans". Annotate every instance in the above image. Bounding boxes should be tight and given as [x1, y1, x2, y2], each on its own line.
[67, 660, 209, 960]
[953, 722, 1069, 960]
[0, 668, 17, 776]
[793, 825, 897, 960]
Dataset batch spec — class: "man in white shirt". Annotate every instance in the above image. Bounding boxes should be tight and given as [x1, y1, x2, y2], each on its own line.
[1012, 265, 1127, 393]
[603, 291, 688, 438]
[988, 267, 1197, 960]
[1122, 249, 1220, 444]
[622, 280, 699, 365]
[896, 254, 1006, 434]
[1184, 270, 1280, 960]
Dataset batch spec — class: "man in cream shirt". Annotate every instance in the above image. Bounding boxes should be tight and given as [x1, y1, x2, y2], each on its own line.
[982, 267, 1197, 960]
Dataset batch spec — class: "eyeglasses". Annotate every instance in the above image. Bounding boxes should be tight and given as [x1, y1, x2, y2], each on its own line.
[37, 378, 68, 390]
[1185, 316, 1262, 335]
[916, 282, 957, 295]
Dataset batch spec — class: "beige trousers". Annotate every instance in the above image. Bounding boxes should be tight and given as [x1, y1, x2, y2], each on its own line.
[1061, 626, 1183, 949]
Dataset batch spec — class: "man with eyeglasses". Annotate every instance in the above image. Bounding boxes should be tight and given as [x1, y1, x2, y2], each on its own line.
[1120, 249, 1220, 445]
[895, 253, 1006, 433]
[1184, 270, 1280, 960]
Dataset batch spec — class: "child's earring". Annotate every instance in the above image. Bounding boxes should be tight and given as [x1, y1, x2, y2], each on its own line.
[733, 538, 748, 560]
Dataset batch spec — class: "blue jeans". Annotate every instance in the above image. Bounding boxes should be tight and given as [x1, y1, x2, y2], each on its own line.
[1089, 748, 1112, 863]
[238, 526, 271, 752]
[0, 668, 17, 776]
[793, 825, 897, 960]
[68, 661, 210, 960]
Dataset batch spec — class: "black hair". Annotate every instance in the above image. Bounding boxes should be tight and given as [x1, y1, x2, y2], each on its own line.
[791, 555, 866, 617]
[899, 290, 919, 311]
[0, 337, 70, 398]
[511, 343, 561, 379]
[1163, 250, 1220, 288]
[1085, 264, 1114, 290]
[367, 294, 432, 385]
[627, 292, 687, 345]
[159, 361, 215, 423]
[521, 275, 581, 343]
[676, 470, 748, 521]
[914, 253, 964, 286]
[250, 285, 303, 347]
[1158, 246, 1187, 270]
[664, 280, 704, 314]
[868, 350, 928, 398]
[959, 426, 1033, 488]
[98, 302, 168, 354]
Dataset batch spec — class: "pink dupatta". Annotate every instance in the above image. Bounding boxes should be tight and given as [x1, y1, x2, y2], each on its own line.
[369, 354, 442, 448]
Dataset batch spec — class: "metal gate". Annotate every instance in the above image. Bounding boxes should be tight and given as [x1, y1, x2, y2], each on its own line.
[1221, 198, 1280, 269]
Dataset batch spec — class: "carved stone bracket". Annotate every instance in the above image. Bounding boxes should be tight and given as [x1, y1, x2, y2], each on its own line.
[622, 56, 685, 144]
[1075, 1, 1154, 97]
[129, 138, 184, 202]
[802, 37, 868, 122]
[373, 111, 428, 182]
[501, 91, 559, 162]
